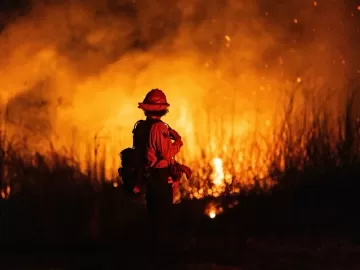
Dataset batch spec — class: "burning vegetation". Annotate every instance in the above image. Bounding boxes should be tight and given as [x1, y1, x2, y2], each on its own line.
[0, 0, 360, 202]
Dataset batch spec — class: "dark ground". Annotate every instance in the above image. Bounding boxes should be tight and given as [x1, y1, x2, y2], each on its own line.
[0, 159, 360, 270]
[1, 236, 360, 270]
[1, 182, 360, 270]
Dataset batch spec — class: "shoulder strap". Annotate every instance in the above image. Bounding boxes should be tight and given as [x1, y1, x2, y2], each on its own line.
[132, 120, 144, 148]
[132, 120, 144, 134]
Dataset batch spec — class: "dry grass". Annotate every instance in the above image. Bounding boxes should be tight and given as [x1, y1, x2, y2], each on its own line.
[0, 87, 359, 252]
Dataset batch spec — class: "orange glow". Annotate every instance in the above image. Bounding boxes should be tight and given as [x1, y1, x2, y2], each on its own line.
[0, 185, 11, 199]
[205, 201, 223, 218]
[0, 1, 356, 198]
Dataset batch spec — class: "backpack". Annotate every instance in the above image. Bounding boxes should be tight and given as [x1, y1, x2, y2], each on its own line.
[118, 119, 161, 195]
[118, 119, 192, 195]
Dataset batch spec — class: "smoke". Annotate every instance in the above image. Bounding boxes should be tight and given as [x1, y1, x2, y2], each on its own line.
[0, 0, 358, 173]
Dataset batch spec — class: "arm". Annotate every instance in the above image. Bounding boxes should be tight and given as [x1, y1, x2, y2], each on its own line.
[148, 123, 183, 163]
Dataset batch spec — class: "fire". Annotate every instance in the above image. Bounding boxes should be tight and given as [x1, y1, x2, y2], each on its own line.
[209, 211, 216, 219]
[0, 1, 356, 199]
[1, 185, 11, 200]
[205, 201, 223, 218]
[211, 157, 225, 187]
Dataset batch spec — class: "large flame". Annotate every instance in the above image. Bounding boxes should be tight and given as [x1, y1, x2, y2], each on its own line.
[0, 1, 359, 197]
[211, 158, 225, 187]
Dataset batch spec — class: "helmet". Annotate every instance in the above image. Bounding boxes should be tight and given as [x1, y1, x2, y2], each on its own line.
[138, 88, 170, 111]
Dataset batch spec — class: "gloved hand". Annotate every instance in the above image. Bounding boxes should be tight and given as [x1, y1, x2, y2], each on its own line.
[169, 128, 182, 141]
[180, 164, 192, 179]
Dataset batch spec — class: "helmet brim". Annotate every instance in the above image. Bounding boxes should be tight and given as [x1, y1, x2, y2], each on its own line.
[138, 102, 170, 111]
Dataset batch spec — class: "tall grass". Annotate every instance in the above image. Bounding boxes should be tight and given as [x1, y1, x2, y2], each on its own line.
[0, 86, 359, 244]
[178, 86, 360, 197]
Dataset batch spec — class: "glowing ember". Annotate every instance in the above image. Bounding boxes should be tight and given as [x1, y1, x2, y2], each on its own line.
[293, 18, 298, 24]
[313, 1, 318, 7]
[209, 211, 216, 219]
[113, 182, 118, 188]
[0, 185, 11, 199]
[205, 201, 224, 218]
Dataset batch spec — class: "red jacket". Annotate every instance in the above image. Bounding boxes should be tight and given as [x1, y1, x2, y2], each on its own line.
[147, 121, 183, 168]
[133, 119, 183, 169]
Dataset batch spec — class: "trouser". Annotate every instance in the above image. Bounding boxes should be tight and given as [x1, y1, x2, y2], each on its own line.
[145, 168, 174, 262]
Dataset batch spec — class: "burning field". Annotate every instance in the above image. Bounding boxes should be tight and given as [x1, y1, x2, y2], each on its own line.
[0, 0, 359, 200]
[0, 1, 360, 269]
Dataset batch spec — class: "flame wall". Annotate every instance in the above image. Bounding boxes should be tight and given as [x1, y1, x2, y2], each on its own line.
[0, 0, 359, 182]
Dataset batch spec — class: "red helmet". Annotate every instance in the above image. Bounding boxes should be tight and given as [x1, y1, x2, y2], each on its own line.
[138, 88, 170, 111]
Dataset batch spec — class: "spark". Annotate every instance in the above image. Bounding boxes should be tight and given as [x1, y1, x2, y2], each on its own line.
[224, 35, 231, 42]
[313, 1, 318, 7]
[293, 18, 298, 24]
[357, 6, 360, 11]
[113, 182, 118, 187]
[209, 211, 216, 219]
[296, 77, 302, 83]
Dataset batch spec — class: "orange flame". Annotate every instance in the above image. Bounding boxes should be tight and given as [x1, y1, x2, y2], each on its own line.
[0, 1, 357, 198]
[205, 201, 223, 218]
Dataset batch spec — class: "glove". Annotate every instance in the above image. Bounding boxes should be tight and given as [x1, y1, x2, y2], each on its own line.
[169, 129, 182, 141]
[180, 164, 192, 179]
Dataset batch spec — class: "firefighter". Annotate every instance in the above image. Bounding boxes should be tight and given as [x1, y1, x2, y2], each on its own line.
[133, 88, 183, 264]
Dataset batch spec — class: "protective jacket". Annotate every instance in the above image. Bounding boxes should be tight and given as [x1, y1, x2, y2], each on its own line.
[133, 119, 183, 168]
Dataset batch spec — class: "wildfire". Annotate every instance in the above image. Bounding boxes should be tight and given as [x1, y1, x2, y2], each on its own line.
[0, 0, 355, 200]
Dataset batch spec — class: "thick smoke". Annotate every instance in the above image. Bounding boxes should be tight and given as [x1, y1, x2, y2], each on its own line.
[0, 0, 358, 173]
